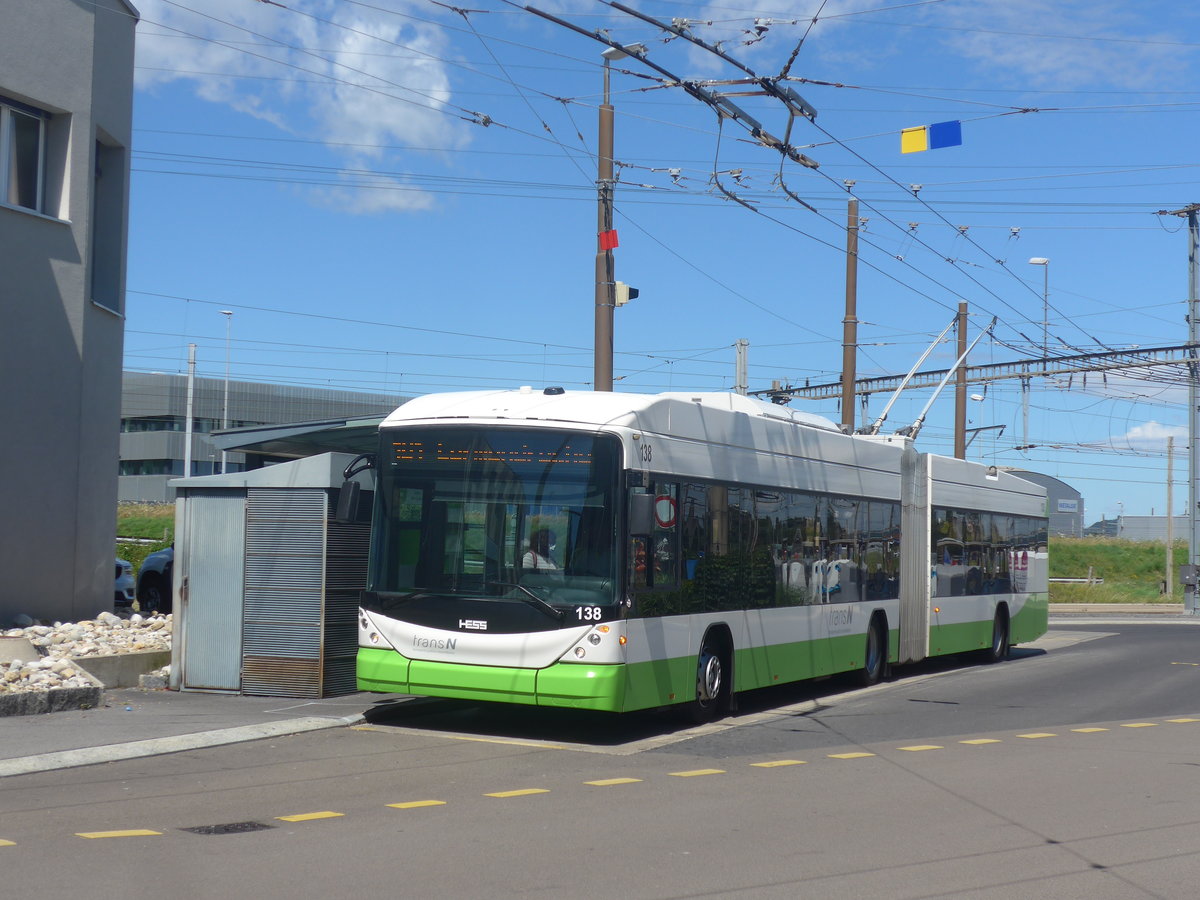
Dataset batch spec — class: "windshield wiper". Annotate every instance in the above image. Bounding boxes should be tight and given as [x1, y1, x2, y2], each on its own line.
[363, 590, 433, 612]
[486, 581, 565, 621]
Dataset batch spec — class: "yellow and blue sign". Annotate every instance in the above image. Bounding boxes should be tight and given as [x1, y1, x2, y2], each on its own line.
[901, 120, 962, 153]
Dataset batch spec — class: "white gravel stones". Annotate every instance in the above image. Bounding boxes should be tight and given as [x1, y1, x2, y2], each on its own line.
[0, 614, 172, 694]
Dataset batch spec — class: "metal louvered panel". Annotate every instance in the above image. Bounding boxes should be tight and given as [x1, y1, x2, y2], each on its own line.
[242, 489, 326, 698]
[239, 488, 370, 698]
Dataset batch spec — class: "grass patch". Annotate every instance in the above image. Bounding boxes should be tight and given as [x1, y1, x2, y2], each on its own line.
[117, 540, 169, 574]
[117, 504, 174, 574]
[1049, 536, 1184, 604]
[118, 502, 174, 541]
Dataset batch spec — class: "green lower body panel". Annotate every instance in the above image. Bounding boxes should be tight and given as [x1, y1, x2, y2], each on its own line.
[929, 619, 991, 656]
[357, 648, 626, 711]
[1011, 594, 1048, 645]
[357, 647, 409, 693]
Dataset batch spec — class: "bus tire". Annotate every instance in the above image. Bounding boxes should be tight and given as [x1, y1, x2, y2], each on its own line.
[980, 607, 1010, 664]
[857, 615, 886, 686]
[688, 630, 731, 723]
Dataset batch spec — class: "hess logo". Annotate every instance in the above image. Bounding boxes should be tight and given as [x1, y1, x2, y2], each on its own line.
[459, 619, 488, 631]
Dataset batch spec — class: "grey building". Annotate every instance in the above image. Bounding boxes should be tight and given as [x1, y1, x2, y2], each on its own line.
[1116, 516, 1189, 543]
[0, 0, 137, 625]
[1002, 470, 1082, 537]
[120, 372, 407, 502]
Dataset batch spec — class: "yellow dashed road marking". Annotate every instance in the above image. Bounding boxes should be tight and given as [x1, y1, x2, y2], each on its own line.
[0, 839, 16, 847]
[669, 768, 725, 777]
[1121, 722, 1158, 728]
[76, 830, 162, 839]
[960, 739, 1002, 745]
[448, 735, 570, 750]
[1170, 662, 1200, 667]
[751, 760, 807, 768]
[276, 811, 344, 822]
[897, 745, 943, 752]
[1072, 727, 1108, 733]
[1017, 733, 1057, 739]
[486, 789, 550, 798]
[584, 777, 642, 786]
[1168, 718, 1200, 723]
[387, 800, 446, 809]
[828, 752, 875, 760]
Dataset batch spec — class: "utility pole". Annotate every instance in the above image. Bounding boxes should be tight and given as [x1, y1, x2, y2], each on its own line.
[1167, 435, 1175, 598]
[184, 344, 196, 480]
[219, 309, 232, 474]
[1158, 204, 1200, 613]
[593, 53, 616, 393]
[954, 302, 967, 459]
[840, 198, 859, 433]
[592, 45, 643, 391]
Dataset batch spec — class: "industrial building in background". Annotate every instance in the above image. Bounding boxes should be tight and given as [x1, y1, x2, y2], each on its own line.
[1003, 470, 1084, 537]
[0, 0, 137, 625]
[120, 372, 408, 503]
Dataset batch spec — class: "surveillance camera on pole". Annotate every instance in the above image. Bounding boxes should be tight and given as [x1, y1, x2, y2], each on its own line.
[614, 281, 639, 306]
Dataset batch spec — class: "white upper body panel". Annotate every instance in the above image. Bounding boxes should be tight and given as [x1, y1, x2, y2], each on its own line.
[380, 389, 1045, 513]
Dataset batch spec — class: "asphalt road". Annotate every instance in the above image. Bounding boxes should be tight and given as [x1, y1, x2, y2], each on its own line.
[3, 622, 1199, 899]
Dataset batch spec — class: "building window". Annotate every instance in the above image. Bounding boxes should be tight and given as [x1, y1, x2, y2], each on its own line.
[92, 133, 127, 312]
[1, 97, 47, 212]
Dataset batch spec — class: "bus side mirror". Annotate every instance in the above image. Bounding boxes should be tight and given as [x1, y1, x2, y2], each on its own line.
[629, 492, 654, 536]
[335, 481, 361, 523]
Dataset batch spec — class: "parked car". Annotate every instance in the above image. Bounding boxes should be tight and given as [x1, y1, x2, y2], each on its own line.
[136, 545, 174, 614]
[115, 558, 135, 609]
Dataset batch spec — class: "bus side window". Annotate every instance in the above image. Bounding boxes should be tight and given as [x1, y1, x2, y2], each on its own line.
[630, 536, 650, 588]
[651, 482, 678, 588]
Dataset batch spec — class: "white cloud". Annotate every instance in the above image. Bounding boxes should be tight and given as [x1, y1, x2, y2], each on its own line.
[1112, 420, 1186, 451]
[933, 0, 1192, 90]
[134, 0, 469, 212]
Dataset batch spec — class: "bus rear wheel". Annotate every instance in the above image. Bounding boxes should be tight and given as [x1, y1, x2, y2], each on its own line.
[979, 609, 1010, 664]
[857, 617, 886, 686]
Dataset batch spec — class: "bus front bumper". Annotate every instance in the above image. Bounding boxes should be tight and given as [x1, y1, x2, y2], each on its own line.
[357, 647, 626, 712]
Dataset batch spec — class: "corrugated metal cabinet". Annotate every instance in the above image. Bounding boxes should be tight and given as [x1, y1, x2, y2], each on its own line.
[170, 453, 372, 697]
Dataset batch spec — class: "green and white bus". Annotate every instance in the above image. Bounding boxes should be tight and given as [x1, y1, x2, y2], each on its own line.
[356, 388, 1048, 718]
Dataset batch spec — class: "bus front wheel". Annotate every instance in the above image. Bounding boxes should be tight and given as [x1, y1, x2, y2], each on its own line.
[688, 633, 730, 723]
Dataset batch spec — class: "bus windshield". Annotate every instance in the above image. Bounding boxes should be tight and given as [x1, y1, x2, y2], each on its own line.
[366, 426, 620, 611]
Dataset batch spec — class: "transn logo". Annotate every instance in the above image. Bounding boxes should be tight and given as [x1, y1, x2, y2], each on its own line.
[459, 619, 488, 631]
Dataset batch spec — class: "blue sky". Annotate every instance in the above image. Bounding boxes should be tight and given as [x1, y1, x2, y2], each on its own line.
[124, 0, 1200, 524]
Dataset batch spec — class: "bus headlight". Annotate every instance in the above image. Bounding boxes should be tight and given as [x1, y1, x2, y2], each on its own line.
[588, 633, 601, 645]
[574, 647, 586, 658]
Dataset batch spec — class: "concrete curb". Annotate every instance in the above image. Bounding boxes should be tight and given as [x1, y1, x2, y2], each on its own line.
[0, 686, 105, 718]
[74, 650, 171, 689]
[0, 712, 366, 778]
[1049, 603, 1190, 616]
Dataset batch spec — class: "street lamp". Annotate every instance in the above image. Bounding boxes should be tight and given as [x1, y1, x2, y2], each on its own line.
[219, 309, 233, 474]
[1028, 257, 1049, 372]
[594, 43, 645, 392]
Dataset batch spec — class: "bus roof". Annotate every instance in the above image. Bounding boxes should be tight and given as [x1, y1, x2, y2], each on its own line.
[380, 388, 842, 435]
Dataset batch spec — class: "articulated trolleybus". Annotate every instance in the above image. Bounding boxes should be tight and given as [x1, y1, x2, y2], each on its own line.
[356, 388, 1048, 718]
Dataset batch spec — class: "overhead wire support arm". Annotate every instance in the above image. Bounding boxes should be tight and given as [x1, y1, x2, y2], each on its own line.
[524, 3, 820, 169]
[606, 1, 818, 120]
[603, 1, 820, 168]
[895, 317, 997, 441]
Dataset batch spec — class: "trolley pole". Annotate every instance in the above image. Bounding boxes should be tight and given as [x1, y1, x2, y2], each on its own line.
[840, 198, 859, 433]
[1158, 204, 1200, 612]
